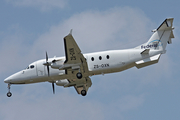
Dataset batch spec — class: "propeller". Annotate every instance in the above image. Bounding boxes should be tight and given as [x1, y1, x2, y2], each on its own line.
[52, 82, 55, 94]
[43, 51, 50, 76]
[43, 52, 56, 94]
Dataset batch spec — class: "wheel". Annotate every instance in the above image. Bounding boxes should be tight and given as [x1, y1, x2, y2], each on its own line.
[81, 90, 87, 96]
[7, 92, 12, 97]
[76, 72, 82, 79]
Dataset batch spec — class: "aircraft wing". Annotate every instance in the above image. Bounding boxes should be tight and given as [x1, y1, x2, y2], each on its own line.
[62, 31, 89, 74]
[62, 30, 91, 95]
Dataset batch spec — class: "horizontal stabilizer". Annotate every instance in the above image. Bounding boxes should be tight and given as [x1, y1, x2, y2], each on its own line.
[135, 54, 161, 69]
[157, 18, 174, 31]
[168, 31, 175, 44]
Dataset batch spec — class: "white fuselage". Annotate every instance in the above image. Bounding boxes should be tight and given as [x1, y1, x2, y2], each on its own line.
[4, 48, 161, 85]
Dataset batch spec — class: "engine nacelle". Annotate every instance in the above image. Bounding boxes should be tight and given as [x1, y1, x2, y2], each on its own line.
[51, 60, 64, 69]
[56, 79, 69, 86]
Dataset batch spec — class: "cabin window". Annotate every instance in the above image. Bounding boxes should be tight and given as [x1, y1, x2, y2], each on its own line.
[99, 56, 102, 60]
[106, 55, 110, 59]
[91, 57, 94, 61]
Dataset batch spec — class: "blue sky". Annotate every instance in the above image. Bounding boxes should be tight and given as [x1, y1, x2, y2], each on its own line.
[0, 0, 180, 120]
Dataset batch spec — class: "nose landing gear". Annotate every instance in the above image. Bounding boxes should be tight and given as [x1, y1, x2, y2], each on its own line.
[7, 84, 12, 97]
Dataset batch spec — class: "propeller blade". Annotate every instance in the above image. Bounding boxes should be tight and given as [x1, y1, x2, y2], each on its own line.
[52, 82, 55, 94]
[45, 51, 50, 76]
[46, 51, 48, 62]
[47, 65, 50, 76]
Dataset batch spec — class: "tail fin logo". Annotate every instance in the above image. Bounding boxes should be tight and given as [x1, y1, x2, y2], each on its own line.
[141, 40, 163, 49]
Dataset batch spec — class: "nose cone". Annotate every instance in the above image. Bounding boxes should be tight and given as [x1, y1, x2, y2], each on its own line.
[4, 71, 24, 84]
[4, 74, 16, 83]
[4, 76, 11, 83]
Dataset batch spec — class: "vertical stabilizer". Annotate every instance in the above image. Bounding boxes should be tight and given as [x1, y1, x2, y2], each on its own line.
[136, 18, 174, 53]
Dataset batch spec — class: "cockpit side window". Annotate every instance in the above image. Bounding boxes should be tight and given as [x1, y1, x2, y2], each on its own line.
[30, 65, 35, 69]
[26, 65, 35, 70]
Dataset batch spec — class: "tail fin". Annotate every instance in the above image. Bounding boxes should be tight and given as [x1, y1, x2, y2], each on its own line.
[136, 18, 174, 53]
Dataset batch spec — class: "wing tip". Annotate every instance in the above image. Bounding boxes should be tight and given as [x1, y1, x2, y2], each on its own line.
[69, 29, 73, 35]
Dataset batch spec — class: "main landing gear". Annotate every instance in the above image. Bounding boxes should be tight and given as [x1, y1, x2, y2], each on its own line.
[7, 84, 12, 97]
[76, 72, 82, 79]
[76, 71, 86, 96]
[81, 90, 87, 96]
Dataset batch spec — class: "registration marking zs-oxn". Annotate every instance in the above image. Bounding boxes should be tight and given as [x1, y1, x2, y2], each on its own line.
[69, 48, 76, 60]
[94, 64, 109, 69]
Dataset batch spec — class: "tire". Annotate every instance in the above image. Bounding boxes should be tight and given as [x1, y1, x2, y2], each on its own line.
[7, 92, 12, 97]
[81, 90, 87, 96]
[76, 72, 82, 79]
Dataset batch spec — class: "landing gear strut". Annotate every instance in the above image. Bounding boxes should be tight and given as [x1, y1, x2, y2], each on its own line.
[7, 84, 12, 97]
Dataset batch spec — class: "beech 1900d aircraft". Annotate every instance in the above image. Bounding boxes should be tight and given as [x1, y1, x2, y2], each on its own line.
[4, 18, 174, 97]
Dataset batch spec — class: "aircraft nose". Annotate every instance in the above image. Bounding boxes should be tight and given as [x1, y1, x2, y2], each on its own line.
[4, 75, 15, 83]
[4, 76, 11, 83]
[4, 71, 23, 83]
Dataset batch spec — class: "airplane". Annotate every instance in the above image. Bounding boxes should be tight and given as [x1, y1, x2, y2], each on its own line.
[4, 18, 174, 97]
